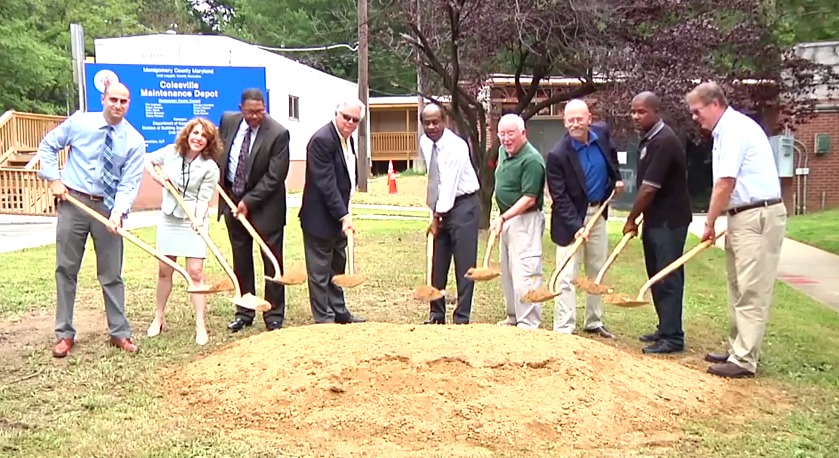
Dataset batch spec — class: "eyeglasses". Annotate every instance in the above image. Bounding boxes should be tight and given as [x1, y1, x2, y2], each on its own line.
[690, 103, 710, 117]
[341, 113, 361, 124]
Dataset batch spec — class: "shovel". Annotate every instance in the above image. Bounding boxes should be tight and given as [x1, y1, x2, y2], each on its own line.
[575, 214, 644, 295]
[464, 228, 500, 281]
[604, 230, 727, 308]
[332, 227, 366, 288]
[64, 194, 231, 295]
[216, 185, 307, 286]
[412, 228, 444, 301]
[521, 190, 616, 303]
[154, 166, 270, 312]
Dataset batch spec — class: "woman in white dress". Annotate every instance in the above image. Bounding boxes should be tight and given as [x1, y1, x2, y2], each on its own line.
[144, 118, 221, 345]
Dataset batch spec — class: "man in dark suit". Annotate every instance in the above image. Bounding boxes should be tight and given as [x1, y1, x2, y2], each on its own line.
[546, 99, 624, 338]
[298, 98, 367, 324]
[216, 88, 290, 332]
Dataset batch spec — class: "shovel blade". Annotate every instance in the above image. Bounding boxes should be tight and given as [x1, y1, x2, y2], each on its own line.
[412, 285, 444, 301]
[464, 267, 500, 281]
[231, 293, 272, 312]
[603, 294, 649, 308]
[521, 288, 558, 303]
[332, 274, 366, 288]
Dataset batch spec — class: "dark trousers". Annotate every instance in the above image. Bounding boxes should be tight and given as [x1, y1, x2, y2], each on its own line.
[223, 210, 286, 326]
[641, 224, 688, 346]
[302, 231, 354, 323]
[430, 193, 480, 324]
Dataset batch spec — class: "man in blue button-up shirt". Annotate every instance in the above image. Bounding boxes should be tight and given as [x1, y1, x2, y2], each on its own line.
[37, 82, 146, 358]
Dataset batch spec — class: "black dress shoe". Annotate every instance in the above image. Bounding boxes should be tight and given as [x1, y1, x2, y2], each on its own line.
[642, 340, 684, 354]
[266, 321, 282, 331]
[639, 332, 660, 343]
[422, 318, 445, 325]
[584, 326, 616, 339]
[228, 318, 252, 333]
[337, 315, 367, 324]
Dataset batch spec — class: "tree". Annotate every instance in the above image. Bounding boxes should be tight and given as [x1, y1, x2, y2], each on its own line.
[386, 0, 837, 228]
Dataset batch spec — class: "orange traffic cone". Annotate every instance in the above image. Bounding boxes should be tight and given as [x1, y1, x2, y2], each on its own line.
[387, 160, 398, 194]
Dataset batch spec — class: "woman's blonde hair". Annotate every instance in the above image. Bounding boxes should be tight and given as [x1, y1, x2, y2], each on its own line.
[174, 117, 223, 160]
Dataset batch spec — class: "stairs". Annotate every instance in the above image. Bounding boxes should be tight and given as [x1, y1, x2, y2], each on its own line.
[6, 148, 37, 168]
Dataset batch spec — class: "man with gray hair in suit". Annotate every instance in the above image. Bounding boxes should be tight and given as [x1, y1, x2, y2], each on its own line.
[298, 98, 368, 324]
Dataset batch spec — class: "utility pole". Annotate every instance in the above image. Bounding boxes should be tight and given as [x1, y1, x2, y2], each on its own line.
[415, 0, 426, 172]
[357, 0, 370, 192]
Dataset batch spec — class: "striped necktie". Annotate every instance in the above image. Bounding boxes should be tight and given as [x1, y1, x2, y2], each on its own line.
[102, 125, 118, 211]
[426, 143, 440, 209]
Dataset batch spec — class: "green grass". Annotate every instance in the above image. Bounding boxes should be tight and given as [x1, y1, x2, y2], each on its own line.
[785, 208, 839, 255]
[1, 217, 838, 456]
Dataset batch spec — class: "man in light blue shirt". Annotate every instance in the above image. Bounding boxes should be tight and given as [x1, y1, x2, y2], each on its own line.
[37, 82, 146, 358]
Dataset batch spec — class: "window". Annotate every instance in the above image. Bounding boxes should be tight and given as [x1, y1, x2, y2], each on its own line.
[288, 95, 300, 120]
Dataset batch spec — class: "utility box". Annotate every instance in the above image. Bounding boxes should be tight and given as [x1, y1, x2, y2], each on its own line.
[769, 135, 795, 178]
[815, 133, 831, 154]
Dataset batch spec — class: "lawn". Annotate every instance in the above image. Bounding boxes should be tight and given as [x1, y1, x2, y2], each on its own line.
[785, 208, 839, 255]
[1, 207, 838, 457]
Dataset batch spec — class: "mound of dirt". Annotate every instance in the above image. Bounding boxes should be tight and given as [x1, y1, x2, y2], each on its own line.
[167, 323, 733, 457]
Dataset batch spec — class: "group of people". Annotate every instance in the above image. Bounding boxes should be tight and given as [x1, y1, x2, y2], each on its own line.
[36, 79, 786, 379]
[421, 82, 786, 379]
[38, 83, 367, 355]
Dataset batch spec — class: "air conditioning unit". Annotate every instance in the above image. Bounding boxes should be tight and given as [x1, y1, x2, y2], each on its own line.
[769, 135, 794, 178]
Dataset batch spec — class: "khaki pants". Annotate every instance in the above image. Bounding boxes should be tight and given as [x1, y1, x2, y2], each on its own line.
[499, 211, 545, 329]
[553, 206, 609, 333]
[724, 203, 787, 372]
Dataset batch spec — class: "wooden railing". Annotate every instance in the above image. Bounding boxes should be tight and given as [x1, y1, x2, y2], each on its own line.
[0, 168, 57, 215]
[0, 110, 68, 215]
[371, 132, 418, 161]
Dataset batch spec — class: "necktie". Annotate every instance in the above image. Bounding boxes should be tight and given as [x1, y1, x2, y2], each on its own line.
[102, 126, 117, 211]
[426, 143, 440, 209]
[232, 128, 252, 196]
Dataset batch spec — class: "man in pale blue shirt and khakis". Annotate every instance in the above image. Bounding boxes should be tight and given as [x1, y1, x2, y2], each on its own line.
[37, 82, 147, 358]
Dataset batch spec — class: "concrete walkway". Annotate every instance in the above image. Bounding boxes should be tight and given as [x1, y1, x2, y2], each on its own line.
[3, 206, 838, 312]
[684, 214, 839, 313]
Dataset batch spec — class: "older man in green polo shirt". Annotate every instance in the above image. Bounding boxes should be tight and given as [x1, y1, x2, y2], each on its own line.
[490, 114, 547, 329]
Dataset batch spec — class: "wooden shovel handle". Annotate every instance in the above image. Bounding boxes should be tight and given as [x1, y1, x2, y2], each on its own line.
[594, 214, 644, 284]
[346, 227, 355, 275]
[154, 166, 242, 296]
[426, 232, 434, 285]
[636, 229, 727, 300]
[482, 228, 498, 268]
[549, 190, 616, 293]
[216, 184, 283, 278]
[64, 194, 195, 287]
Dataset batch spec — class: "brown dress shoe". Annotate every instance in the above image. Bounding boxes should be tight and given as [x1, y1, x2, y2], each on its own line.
[110, 337, 139, 353]
[584, 326, 616, 339]
[52, 338, 74, 358]
[707, 362, 755, 378]
[704, 352, 729, 363]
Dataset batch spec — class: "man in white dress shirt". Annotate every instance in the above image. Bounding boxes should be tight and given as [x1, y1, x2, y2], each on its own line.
[419, 104, 481, 325]
[687, 81, 787, 378]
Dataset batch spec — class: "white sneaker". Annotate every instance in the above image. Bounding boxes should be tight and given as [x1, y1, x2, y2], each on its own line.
[497, 318, 516, 326]
[147, 319, 165, 337]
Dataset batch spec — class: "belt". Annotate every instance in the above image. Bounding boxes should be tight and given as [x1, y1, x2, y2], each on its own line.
[454, 191, 477, 203]
[727, 198, 782, 216]
[67, 187, 103, 202]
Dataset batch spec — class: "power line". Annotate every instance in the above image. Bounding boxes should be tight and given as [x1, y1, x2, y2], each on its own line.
[255, 42, 359, 53]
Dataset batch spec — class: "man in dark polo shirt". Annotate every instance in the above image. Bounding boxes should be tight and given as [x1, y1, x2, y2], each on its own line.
[490, 114, 546, 329]
[623, 91, 693, 354]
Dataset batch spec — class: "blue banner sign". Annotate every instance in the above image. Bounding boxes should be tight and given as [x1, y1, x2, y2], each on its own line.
[84, 63, 267, 150]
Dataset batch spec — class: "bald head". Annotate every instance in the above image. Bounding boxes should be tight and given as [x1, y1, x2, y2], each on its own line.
[563, 99, 592, 142]
[630, 91, 662, 133]
[421, 103, 446, 142]
[632, 91, 661, 112]
[101, 82, 130, 125]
